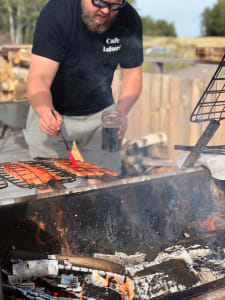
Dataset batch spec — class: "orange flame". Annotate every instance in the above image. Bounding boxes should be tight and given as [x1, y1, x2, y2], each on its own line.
[114, 276, 135, 300]
[28, 216, 47, 246]
[56, 209, 71, 255]
[105, 274, 109, 287]
[80, 280, 86, 300]
[201, 218, 216, 232]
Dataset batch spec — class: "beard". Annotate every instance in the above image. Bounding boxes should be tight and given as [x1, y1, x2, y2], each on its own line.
[81, 4, 117, 34]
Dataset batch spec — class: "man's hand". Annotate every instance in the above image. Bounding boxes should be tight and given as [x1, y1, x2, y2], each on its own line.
[39, 109, 63, 136]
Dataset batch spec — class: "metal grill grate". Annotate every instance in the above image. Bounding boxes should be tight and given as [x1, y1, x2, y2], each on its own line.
[0, 175, 8, 189]
[0, 160, 77, 189]
[34, 157, 119, 180]
[191, 54, 225, 123]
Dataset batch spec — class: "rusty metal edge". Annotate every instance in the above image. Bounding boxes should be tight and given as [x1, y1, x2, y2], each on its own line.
[0, 166, 209, 207]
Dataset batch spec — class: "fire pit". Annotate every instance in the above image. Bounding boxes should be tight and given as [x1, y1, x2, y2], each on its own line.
[1, 165, 225, 299]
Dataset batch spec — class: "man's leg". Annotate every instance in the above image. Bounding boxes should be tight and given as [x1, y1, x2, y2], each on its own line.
[63, 105, 121, 174]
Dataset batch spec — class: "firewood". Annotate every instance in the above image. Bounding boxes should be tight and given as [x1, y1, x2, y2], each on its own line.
[121, 132, 176, 177]
[1, 45, 32, 60]
[13, 79, 27, 100]
[13, 50, 31, 68]
[196, 47, 225, 63]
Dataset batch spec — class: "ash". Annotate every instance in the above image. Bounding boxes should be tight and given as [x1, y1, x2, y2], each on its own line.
[126, 243, 225, 299]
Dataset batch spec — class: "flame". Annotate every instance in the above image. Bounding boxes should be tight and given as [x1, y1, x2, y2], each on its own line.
[105, 274, 109, 287]
[114, 275, 135, 300]
[28, 216, 47, 246]
[201, 218, 216, 232]
[80, 280, 86, 300]
[56, 209, 71, 255]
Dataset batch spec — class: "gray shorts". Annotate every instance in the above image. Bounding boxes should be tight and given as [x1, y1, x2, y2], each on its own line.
[25, 104, 121, 174]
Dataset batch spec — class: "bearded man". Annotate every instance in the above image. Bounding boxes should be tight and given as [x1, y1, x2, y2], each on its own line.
[26, 0, 143, 174]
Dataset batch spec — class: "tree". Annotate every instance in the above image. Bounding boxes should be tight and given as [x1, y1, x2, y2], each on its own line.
[142, 16, 177, 37]
[0, 0, 47, 44]
[201, 0, 225, 36]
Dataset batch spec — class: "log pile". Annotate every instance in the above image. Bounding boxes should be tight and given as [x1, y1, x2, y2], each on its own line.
[121, 132, 176, 177]
[196, 47, 225, 63]
[0, 45, 31, 102]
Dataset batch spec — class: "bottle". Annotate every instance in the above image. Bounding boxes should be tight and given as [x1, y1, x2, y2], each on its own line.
[101, 110, 123, 152]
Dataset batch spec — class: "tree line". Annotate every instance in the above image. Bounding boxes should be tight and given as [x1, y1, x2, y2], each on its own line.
[201, 0, 225, 36]
[0, 0, 224, 45]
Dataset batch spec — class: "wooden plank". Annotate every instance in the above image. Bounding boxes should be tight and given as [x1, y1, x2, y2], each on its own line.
[167, 76, 182, 162]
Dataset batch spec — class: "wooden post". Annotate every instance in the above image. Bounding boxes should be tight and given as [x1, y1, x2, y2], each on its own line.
[151, 62, 164, 74]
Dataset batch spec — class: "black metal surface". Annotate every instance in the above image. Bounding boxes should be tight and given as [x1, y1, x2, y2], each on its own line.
[175, 144, 225, 152]
[191, 54, 225, 123]
[181, 119, 220, 168]
[0, 160, 76, 189]
[0, 167, 224, 262]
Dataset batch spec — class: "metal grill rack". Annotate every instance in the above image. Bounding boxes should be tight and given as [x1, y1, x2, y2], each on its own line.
[34, 157, 119, 181]
[191, 54, 225, 123]
[0, 160, 77, 189]
[0, 175, 8, 189]
[175, 54, 225, 168]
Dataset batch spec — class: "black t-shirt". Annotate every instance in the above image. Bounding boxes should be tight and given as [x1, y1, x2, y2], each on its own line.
[32, 0, 143, 115]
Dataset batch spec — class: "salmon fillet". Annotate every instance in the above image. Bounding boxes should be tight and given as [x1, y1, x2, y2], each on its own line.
[51, 158, 118, 177]
[2, 162, 60, 185]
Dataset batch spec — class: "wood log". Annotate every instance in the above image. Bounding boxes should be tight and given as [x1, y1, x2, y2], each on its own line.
[13, 79, 27, 100]
[196, 47, 225, 63]
[13, 50, 31, 68]
[1, 45, 32, 60]
[0, 56, 28, 102]
[12, 66, 28, 80]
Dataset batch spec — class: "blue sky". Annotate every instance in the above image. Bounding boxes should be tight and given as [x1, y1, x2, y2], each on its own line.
[135, 0, 218, 38]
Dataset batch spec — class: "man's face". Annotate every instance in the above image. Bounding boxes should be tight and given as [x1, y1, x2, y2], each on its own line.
[81, 0, 121, 34]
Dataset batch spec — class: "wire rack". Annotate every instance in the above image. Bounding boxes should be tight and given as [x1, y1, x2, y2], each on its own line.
[191, 54, 225, 123]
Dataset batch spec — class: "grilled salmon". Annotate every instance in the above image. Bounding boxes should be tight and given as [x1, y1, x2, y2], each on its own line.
[2, 162, 61, 185]
[51, 158, 118, 178]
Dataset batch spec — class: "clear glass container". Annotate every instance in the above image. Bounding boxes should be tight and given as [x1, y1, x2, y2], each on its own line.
[101, 110, 123, 152]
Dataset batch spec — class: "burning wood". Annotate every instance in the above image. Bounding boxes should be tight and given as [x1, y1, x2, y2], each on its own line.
[2, 252, 133, 300]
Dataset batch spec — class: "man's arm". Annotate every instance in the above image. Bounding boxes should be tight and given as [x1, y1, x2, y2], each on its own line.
[27, 54, 62, 135]
[116, 65, 142, 140]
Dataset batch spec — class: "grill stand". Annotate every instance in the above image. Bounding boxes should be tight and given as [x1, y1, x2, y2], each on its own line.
[181, 120, 220, 168]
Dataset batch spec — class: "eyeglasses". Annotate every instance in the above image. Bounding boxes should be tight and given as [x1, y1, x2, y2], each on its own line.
[92, 0, 126, 11]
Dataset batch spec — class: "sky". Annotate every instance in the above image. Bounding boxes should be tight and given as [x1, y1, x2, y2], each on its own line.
[135, 0, 218, 38]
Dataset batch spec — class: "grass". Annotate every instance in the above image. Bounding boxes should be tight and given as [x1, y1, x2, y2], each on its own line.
[143, 36, 225, 72]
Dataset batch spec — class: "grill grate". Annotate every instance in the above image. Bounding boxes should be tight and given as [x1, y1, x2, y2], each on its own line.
[191, 54, 225, 123]
[0, 160, 77, 189]
[34, 157, 119, 180]
[0, 175, 8, 189]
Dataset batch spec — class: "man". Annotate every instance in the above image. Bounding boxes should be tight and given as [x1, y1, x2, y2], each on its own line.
[26, 0, 143, 174]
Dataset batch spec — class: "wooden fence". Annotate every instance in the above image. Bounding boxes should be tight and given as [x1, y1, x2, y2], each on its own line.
[112, 70, 225, 163]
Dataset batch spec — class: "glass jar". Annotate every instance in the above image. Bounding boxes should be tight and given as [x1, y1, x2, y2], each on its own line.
[101, 110, 123, 152]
